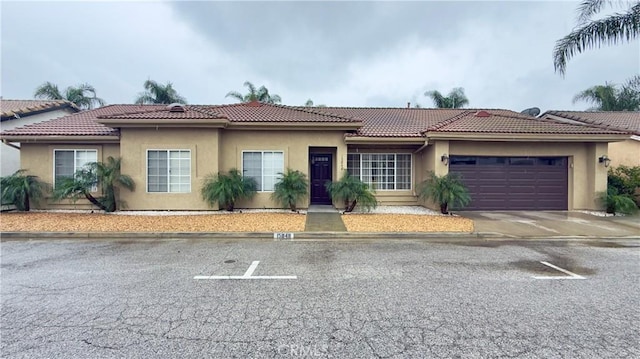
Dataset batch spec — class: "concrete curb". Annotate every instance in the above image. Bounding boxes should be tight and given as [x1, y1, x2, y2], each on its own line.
[1, 231, 638, 242]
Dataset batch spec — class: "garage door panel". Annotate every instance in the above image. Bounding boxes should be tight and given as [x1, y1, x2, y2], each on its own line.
[450, 156, 568, 211]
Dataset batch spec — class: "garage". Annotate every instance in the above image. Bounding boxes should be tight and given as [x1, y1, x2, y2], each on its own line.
[449, 156, 568, 210]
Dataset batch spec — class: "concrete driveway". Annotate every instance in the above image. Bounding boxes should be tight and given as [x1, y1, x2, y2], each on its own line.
[459, 211, 640, 238]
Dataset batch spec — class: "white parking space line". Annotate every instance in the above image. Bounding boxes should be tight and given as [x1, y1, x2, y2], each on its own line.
[194, 261, 297, 280]
[533, 261, 585, 280]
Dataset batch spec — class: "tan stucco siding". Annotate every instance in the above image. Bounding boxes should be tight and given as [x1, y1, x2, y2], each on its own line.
[448, 141, 608, 210]
[19, 142, 119, 209]
[608, 139, 640, 168]
[220, 130, 348, 209]
[118, 128, 220, 210]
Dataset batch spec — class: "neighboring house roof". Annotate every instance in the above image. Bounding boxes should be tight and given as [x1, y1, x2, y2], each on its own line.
[0, 103, 630, 140]
[0, 99, 79, 121]
[541, 110, 640, 136]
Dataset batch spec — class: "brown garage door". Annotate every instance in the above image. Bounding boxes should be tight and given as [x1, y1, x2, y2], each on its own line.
[449, 156, 568, 210]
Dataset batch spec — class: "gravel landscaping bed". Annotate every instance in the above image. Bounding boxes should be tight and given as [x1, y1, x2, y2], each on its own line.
[1, 206, 474, 233]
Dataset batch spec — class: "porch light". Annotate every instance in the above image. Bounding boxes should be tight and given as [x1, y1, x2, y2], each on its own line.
[441, 154, 449, 166]
[598, 155, 611, 168]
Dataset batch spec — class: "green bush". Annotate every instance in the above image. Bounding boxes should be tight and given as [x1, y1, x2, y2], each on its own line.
[271, 168, 308, 211]
[418, 171, 471, 214]
[608, 165, 640, 206]
[52, 156, 134, 212]
[325, 171, 377, 213]
[600, 185, 638, 215]
[201, 168, 257, 211]
[0, 170, 49, 211]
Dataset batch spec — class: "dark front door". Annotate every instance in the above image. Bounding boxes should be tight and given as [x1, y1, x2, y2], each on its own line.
[310, 153, 332, 204]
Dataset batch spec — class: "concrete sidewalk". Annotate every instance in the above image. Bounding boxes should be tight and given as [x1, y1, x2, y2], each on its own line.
[304, 205, 347, 232]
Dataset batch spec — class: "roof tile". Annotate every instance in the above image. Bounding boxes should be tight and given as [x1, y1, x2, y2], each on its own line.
[1, 99, 79, 121]
[543, 110, 640, 135]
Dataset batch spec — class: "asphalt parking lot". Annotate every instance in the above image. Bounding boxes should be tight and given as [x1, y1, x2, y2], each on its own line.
[1, 238, 639, 358]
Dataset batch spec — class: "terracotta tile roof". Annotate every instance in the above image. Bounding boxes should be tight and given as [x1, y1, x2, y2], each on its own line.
[0, 103, 628, 139]
[207, 102, 360, 123]
[0, 105, 161, 137]
[1, 99, 79, 121]
[542, 110, 640, 135]
[430, 111, 627, 135]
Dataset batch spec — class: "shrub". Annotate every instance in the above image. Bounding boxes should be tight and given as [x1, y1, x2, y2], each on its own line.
[600, 185, 638, 215]
[271, 169, 308, 211]
[418, 171, 471, 214]
[324, 171, 377, 212]
[201, 168, 257, 211]
[52, 156, 134, 212]
[0, 170, 49, 211]
[608, 165, 640, 206]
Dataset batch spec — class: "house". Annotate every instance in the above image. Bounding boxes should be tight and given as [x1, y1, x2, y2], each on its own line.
[1, 99, 79, 176]
[541, 111, 640, 168]
[0, 102, 629, 211]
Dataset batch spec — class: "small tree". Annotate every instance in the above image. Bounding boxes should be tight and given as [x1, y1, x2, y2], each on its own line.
[52, 156, 134, 212]
[418, 172, 471, 214]
[325, 171, 377, 213]
[201, 169, 257, 211]
[271, 169, 309, 211]
[0, 170, 49, 211]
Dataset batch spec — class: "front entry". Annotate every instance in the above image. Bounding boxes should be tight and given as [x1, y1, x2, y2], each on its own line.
[310, 153, 332, 204]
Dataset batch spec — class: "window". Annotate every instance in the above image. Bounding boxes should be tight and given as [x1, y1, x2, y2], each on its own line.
[54, 150, 97, 188]
[147, 150, 191, 193]
[242, 151, 284, 191]
[347, 153, 411, 190]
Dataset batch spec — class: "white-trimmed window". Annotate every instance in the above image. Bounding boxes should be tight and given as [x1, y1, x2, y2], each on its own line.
[347, 153, 411, 190]
[54, 149, 97, 188]
[242, 151, 284, 191]
[147, 150, 191, 193]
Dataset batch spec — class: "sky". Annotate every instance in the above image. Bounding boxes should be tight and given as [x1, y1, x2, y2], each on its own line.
[1, 0, 639, 113]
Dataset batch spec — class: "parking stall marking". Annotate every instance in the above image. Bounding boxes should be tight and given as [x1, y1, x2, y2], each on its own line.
[533, 261, 586, 280]
[194, 261, 297, 280]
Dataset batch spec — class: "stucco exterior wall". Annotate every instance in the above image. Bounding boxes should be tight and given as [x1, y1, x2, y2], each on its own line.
[448, 141, 608, 210]
[19, 142, 119, 209]
[221, 130, 347, 209]
[118, 128, 220, 210]
[1, 109, 76, 176]
[608, 139, 640, 168]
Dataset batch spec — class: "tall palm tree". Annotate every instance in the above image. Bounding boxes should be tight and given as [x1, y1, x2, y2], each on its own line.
[424, 87, 469, 108]
[573, 75, 640, 110]
[135, 79, 187, 104]
[53, 156, 135, 212]
[554, 0, 640, 75]
[226, 81, 282, 104]
[34, 82, 105, 110]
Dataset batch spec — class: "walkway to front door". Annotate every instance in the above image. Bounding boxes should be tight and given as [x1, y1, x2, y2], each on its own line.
[310, 153, 332, 205]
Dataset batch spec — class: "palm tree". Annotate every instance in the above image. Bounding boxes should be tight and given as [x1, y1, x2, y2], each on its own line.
[52, 156, 135, 212]
[424, 87, 469, 108]
[271, 169, 309, 211]
[201, 169, 257, 211]
[0, 170, 49, 211]
[135, 79, 187, 104]
[34, 82, 105, 110]
[554, 0, 640, 75]
[418, 172, 471, 214]
[304, 99, 326, 107]
[226, 81, 282, 104]
[573, 75, 640, 110]
[325, 171, 377, 212]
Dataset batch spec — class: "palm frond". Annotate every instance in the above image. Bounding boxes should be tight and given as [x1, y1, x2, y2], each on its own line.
[577, 0, 610, 24]
[554, 4, 640, 75]
[34, 82, 63, 100]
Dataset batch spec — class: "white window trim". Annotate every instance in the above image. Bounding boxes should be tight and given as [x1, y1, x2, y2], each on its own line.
[348, 153, 412, 191]
[53, 149, 98, 190]
[146, 149, 192, 193]
[241, 150, 284, 192]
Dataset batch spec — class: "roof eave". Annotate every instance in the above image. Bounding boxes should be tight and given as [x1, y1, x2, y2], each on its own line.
[97, 118, 230, 128]
[1, 135, 120, 143]
[344, 136, 425, 145]
[425, 132, 630, 142]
